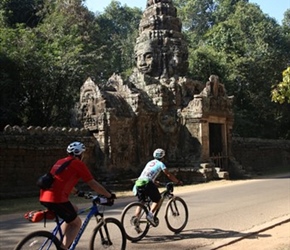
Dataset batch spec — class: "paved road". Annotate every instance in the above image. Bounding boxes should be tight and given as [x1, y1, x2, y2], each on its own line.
[1, 175, 289, 249]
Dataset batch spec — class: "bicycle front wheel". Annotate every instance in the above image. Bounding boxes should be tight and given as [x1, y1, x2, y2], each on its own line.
[120, 202, 150, 242]
[165, 196, 188, 233]
[14, 230, 62, 250]
[89, 217, 126, 250]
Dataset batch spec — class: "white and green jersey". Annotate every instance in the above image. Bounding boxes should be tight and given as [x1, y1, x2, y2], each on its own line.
[138, 159, 166, 182]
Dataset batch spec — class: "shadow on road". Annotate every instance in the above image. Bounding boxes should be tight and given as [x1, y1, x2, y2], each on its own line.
[133, 227, 271, 244]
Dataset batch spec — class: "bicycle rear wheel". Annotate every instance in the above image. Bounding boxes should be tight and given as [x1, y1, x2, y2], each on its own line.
[165, 196, 188, 233]
[14, 230, 62, 250]
[120, 202, 150, 242]
[89, 217, 126, 250]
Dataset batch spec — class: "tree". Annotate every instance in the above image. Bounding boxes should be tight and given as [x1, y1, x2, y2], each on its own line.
[1, 0, 289, 139]
[0, 41, 24, 128]
[282, 9, 290, 28]
[0, 0, 99, 128]
[0, 0, 43, 28]
[0, 0, 142, 128]
[94, 1, 142, 81]
[271, 67, 290, 104]
[179, 0, 289, 138]
[174, 0, 216, 34]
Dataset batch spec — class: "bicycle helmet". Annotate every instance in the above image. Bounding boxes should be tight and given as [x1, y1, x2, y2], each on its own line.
[153, 148, 165, 159]
[67, 142, 86, 156]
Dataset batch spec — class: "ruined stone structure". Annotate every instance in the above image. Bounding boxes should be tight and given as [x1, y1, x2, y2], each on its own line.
[78, 0, 235, 179]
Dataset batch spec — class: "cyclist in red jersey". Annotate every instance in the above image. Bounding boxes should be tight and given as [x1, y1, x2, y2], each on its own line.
[40, 141, 115, 250]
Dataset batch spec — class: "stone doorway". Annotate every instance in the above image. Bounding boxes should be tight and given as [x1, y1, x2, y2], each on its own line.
[209, 123, 228, 169]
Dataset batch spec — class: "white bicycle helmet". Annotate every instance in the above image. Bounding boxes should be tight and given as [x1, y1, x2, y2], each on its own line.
[67, 142, 86, 156]
[153, 148, 165, 159]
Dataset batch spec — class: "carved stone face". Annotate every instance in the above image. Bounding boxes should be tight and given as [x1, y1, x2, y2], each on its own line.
[158, 110, 179, 133]
[135, 40, 157, 75]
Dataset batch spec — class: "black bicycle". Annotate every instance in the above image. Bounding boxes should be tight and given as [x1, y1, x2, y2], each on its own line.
[120, 182, 188, 242]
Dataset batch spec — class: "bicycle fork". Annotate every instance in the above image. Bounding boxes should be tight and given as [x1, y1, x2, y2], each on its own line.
[96, 216, 113, 246]
[168, 197, 180, 216]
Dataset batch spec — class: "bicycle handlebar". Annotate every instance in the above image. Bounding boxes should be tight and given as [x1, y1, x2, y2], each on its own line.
[83, 192, 115, 206]
[158, 181, 183, 186]
[156, 182, 175, 194]
[158, 181, 174, 187]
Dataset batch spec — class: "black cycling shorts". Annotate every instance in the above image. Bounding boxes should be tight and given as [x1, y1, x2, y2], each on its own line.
[40, 201, 77, 223]
[137, 181, 161, 203]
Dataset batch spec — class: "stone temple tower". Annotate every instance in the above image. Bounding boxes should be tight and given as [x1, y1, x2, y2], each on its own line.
[78, 0, 235, 181]
[133, 0, 189, 80]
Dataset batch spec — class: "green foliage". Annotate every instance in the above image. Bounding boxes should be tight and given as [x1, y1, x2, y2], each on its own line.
[0, 0, 43, 27]
[186, 44, 227, 82]
[0, 0, 142, 129]
[174, 0, 216, 34]
[0, 0, 289, 139]
[282, 9, 290, 27]
[0, 0, 98, 128]
[94, 1, 141, 81]
[271, 67, 290, 104]
[181, 0, 289, 138]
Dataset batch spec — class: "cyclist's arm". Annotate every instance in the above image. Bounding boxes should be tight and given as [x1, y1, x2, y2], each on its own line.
[163, 169, 182, 185]
[86, 179, 112, 198]
[154, 180, 161, 186]
[71, 187, 78, 195]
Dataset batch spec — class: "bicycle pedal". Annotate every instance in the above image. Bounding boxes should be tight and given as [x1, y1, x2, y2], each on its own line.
[146, 216, 159, 227]
[154, 217, 159, 226]
[135, 226, 142, 233]
[130, 216, 139, 226]
[101, 240, 112, 246]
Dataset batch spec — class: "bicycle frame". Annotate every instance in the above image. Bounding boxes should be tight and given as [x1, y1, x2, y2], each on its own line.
[148, 183, 174, 219]
[49, 198, 105, 250]
[15, 194, 128, 250]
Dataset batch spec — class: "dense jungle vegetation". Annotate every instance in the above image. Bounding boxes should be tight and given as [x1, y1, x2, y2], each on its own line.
[0, 0, 290, 138]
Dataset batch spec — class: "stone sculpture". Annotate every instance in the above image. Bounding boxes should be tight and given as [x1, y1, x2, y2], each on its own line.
[78, 0, 234, 180]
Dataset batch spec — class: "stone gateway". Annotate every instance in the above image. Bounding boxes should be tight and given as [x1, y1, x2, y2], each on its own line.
[78, 0, 235, 181]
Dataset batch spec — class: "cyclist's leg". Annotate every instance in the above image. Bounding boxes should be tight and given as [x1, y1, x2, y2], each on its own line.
[41, 201, 81, 249]
[135, 185, 148, 217]
[61, 216, 81, 249]
[145, 181, 161, 214]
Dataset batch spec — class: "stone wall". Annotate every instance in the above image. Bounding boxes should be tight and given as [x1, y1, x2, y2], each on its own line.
[1, 126, 289, 199]
[0, 126, 96, 199]
[232, 137, 290, 174]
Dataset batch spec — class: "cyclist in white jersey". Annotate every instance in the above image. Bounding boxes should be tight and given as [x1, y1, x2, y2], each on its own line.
[134, 148, 182, 226]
